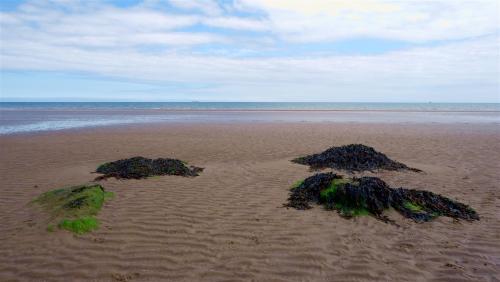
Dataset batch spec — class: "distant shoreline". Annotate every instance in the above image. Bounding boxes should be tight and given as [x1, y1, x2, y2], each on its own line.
[2, 102, 499, 135]
[1, 109, 499, 135]
[1, 102, 498, 112]
[2, 108, 499, 113]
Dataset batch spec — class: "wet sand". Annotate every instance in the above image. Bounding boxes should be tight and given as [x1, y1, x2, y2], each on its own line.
[0, 123, 499, 281]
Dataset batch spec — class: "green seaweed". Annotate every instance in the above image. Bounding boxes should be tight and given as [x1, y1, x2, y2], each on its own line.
[430, 211, 440, 217]
[287, 173, 479, 223]
[403, 201, 423, 212]
[403, 201, 440, 219]
[290, 180, 304, 190]
[319, 179, 370, 217]
[34, 184, 113, 234]
[59, 217, 99, 234]
[320, 178, 354, 201]
[334, 203, 371, 217]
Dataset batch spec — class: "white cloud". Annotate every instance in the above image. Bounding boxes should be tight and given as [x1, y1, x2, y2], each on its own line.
[2, 32, 497, 89]
[0, 0, 499, 102]
[169, 0, 222, 16]
[203, 17, 269, 31]
[236, 0, 499, 42]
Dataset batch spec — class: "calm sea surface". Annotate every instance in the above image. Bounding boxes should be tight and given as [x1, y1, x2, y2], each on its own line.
[1, 102, 499, 135]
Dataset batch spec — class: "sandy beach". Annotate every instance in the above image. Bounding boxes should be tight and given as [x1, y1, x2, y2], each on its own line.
[0, 122, 499, 281]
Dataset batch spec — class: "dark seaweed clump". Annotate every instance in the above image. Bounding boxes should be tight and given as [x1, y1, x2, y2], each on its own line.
[293, 144, 420, 172]
[285, 173, 479, 223]
[95, 156, 203, 180]
[286, 172, 343, 210]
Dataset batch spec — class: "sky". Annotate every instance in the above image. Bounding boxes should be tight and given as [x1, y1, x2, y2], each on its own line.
[0, 0, 499, 102]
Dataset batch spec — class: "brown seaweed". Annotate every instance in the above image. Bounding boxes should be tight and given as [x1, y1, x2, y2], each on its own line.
[95, 156, 203, 180]
[293, 144, 420, 172]
[285, 173, 478, 223]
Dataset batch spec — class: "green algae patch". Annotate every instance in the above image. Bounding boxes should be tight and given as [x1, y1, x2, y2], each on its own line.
[59, 217, 99, 234]
[320, 178, 355, 202]
[34, 184, 113, 234]
[403, 201, 423, 212]
[285, 173, 479, 224]
[290, 180, 304, 190]
[320, 178, 371, 217]
[334, 204, 371, 217]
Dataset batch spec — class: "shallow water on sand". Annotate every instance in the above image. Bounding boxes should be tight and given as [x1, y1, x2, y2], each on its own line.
[1, 102, 499, 134]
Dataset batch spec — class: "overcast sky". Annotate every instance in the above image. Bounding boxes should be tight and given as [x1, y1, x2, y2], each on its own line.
[0, 0, 499, 102]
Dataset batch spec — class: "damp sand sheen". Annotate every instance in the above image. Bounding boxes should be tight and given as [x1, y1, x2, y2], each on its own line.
[0, 123, 499, 281]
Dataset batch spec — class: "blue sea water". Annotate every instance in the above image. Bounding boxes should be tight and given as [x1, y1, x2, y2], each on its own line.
[1, 102, 499, 111]
[0, 102, 499, 135]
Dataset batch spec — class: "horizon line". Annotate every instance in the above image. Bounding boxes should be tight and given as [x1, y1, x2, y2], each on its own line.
[1, 101, 499, 104]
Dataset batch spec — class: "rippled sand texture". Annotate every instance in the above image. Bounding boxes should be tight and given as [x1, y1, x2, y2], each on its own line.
[0, 123, 499, 281]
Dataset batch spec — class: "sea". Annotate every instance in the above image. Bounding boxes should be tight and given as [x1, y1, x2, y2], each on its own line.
[1, 102, 499, 135]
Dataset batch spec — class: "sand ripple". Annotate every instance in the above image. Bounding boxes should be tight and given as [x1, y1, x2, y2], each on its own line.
[0, 123, 499, 281]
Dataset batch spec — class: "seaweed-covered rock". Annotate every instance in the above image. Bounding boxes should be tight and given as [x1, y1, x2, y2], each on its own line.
[95, 156, 203, 180]
[286, 172, 342, 210]
[293, 144, 420, 172]
[285, 173, 479, 223]
[390, 188, 480, 222]
[33, 184, 114, 234]
[328, 177, 393, 219]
